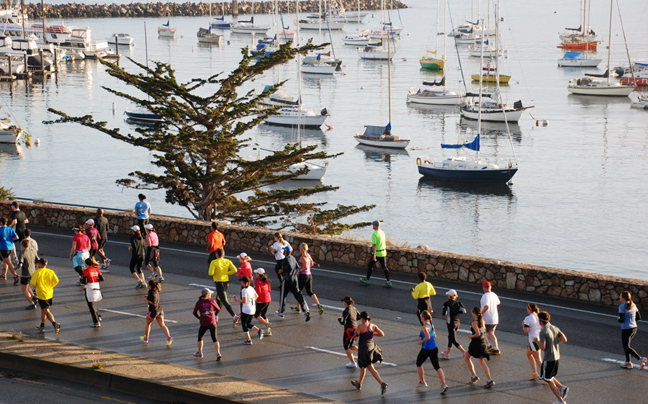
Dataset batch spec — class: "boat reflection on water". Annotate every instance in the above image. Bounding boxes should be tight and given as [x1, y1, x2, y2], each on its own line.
[407, 102, 459, 117]
[356, 143, 409, 163]
[267, 178, 326, 190]
[258, 123, 328, 146]
[0, 143, 23, 157]
[417, 176, 515, 198]
[459, 116, 522, 143]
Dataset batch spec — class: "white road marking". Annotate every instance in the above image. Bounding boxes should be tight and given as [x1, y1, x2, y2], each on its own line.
[306, 346, 397, 367]
[602, 357, 625, 365]
[36, 230, 646, 324]
[457, 328, 471, 334]
[102, 308, 178, 323]
[189, 283, 216, 289]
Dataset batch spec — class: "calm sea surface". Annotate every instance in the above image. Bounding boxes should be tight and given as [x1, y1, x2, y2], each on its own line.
[3, 0, 648, 280]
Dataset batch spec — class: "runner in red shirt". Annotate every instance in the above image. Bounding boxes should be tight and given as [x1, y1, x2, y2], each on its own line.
[254, 268, 272, 336]
[206, 222, 225, 265]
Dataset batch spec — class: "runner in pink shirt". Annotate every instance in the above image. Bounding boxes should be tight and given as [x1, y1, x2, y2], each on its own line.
[254, 268, 272, 336]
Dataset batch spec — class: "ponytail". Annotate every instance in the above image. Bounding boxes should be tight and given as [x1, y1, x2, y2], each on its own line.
[621, 291, 635, 312]
[473, 307, 484, 328]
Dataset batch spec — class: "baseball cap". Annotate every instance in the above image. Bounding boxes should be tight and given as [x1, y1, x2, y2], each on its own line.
[371, 220, 380, 227]
[254, 268, 265, 275]
[446, 289, 458, 297]
[85, 219, 94, 225]
[482, 281, 492, 288]
[341, 296, 353, 304]
[144, 223, 154, 230]
[201, 288, 212, 296]
[237, 252, 249, 259]
[131, 225, 140, 232]
[72, 226, 80, 231]
[282, 245, 292, 254]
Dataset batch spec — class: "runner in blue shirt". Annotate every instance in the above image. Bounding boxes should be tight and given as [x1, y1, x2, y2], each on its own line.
[134, 193, 151, 234]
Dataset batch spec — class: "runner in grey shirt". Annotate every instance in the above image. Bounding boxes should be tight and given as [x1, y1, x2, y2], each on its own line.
[535, 311, 569, 403]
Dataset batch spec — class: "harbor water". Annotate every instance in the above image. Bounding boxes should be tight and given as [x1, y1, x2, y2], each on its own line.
[1, 0, 647, 280]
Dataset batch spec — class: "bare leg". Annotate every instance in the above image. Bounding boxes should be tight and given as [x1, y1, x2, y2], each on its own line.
[155, 265, 163, 278]
[256, 316, 268, 326]
[345, 348, 356, 363]
[144, 316, 154, 339]
[22, 285, 35, 305]
[465, 354, 477, 377]
[488, 330, 499, 350]
[358, 368, 367, 385]
[366, 364, 384, 385]
[437, 368, 446, 385]
[310, 293, 321, 306]
[417, 366, 426, 384]
[97, 248, 107, 262]
[146, 263, 155, 276]
[155, 315, 171, 338]
[478, 357, 492, 380]
[41, 308, 55, 324]
[213, 341, 220, 354]
[548, 378, 564, 402]
[197, 340, 204, 355]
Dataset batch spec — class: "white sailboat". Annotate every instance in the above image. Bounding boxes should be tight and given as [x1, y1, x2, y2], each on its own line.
[158, 19, 176, 39]
[355, 33, 410, 149]
[301, 0, 341, 75]
[197, 0, 223, 45]
[342, 0, 369, 46]
[231, 2, 270, 35]
[407, 0, 464, 106]
[567, 0, 635, 96]
[557, 51, 602, 67]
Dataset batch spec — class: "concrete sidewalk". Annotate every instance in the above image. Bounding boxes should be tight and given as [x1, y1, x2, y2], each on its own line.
[0, 331, 337, 404]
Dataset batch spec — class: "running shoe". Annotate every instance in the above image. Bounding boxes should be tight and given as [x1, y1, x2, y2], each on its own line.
[640, 357, 648, 370]
[105, 258, 111, 267]
[351, 380, 361, 390]
[13, 275, 20, 285]
[274, 310, 284, 319]
[147, 274, 156, 281]
[489, 347, 501, 355]
[380, 382, 388, 395]
[291, 305, 301, 313]
[135, 280, 143, 289]
[441, 350, 449, 360]
[552, 401, 566, 404]
[542, 380, 548, 385]
[383, 281, 393, 288]
[0, 275, 5, 280]
[305, 312, 311, 322]
[35, 324, 44, 333]
[485, 380, 495, 389]
[318, 304, 324, 315]
[92, 323, 101, 328]
[25, 304, 36, 310]
[345, 362, 357, 368]
[359, 277, 370, 285]
[621, 361, 634, 369]
[140, 336, 148, 343]
[530, 372, 539, 380]
[194, 352, 203, 358]
[158, 277, 165, 282]
[416, 381, 428, 390]
[440, 384, 448, 395]
[216, 353, 222, 362]
[266, 323, 272, 336]
[244, 339, 252, 345]
[470, 376, 479, 385]
[55, 323, 61, 335]
[233, 314, 240, 328]
[166, 336, 173, 346]
[258, 329, 264, 340]
[561, 386, 569, 399]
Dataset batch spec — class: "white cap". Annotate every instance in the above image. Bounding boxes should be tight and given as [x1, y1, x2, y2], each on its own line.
[131, 225, 140, 232]
[85, 219, 94, 225]
[144, 223, 154, 230]
[253, 268, 265, 275]
[237, 252, 249, 259]
[446, 289, 458, 297]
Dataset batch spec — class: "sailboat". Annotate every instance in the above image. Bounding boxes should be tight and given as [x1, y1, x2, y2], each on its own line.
[355, 29, 410, 149]
[567, 0, 635, 97]
[0, 115, 24, 144]
[419, 0, 444, 71]
[231, 2, 270, 34]
[461, 10, 532, 123]
[158, 19, 176, 39]
[301, 0, 341, 75]
[126, 23, 162, 124]
[341, 0, 369, 46]
[197, 0, 223, 45]
[416, 20, 518, 184]
[557, 51, 601, 67]
[558, 0, 598, 51]
[211, 2, 232, 29]
[407, 0, 465, 106]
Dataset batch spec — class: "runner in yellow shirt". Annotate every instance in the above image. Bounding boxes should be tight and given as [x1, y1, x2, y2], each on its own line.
[30, 258, 61, 335]
[411, 273, 436, 325]
[360, 221, 392, 288]
[208, 248, 239, 326]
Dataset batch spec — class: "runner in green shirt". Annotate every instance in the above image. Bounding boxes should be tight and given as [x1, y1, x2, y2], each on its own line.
[360, 221, 392, 288]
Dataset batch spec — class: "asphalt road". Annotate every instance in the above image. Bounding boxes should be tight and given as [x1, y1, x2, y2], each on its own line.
[0, 226, 646, 403]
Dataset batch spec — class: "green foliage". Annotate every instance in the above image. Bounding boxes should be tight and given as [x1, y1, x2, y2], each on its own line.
[45, 43, 373, 234]
[0, 187, 14, 200]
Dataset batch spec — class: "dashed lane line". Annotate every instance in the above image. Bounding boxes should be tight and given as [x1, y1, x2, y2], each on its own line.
[102, 308, 178, 323]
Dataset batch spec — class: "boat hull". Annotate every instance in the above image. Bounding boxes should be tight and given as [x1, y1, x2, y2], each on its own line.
[557, 58, 602, 67]
[420, 58, 443, 70]
[354, 135, 410, 149]
[0, 127, 22, 144]
[620, 76, 648, 86]
[471, 74, 511, 84]
[265, 114, 328, 129]
[418, 163, 517, 183]
[567, 83, 635, 96]
[289, 162, 326, 181]
[557, 41, 598, 51]
[460, 106, 527, 123]
[125, 111, 162, 123]
[407, 89, 464, 105]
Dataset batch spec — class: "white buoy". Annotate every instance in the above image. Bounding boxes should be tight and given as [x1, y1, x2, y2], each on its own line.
[35, 138, 40, 145]
[542, 120, 549, 126]
[112, 102, 116, 114]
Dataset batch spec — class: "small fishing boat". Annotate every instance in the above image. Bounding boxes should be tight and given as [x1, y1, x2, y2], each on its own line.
[108, 33, 135, 46]
[0, 117, 23, 144]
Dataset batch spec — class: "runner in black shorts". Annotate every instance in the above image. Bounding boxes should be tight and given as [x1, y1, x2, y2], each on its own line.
[339, 296, 360, 368]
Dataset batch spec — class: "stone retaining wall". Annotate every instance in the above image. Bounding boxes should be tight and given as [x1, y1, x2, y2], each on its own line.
[2, 200, 646, 311]
[24, 1, 407, 19]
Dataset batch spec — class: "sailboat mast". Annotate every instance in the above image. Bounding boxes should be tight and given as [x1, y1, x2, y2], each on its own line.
[296, 0, 303, 144]
[434, 0, 440, 54]
[582, 0, 587, 41]
[443, 0, 447, 80]
[477, 17, 484, 160]
[606, 0, 612, 84]
[387, 1, 392, 125]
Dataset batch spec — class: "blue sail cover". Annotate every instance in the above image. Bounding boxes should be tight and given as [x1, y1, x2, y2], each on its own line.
[163, 19, 170, 27]
[441, 134, 480, 151]
[386, 122, 392, 131]
[563, 52, 584, 59]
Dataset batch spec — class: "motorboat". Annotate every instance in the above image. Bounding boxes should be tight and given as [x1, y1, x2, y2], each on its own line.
[407, 78, 465, 106]
[108, 33, 135, 46]
[557, 51, 601, 67]
[0, 117, 24, 144]
[620, 70, 648, 86]
[125, 108, 162, 123]
[57, 27, 114, 59]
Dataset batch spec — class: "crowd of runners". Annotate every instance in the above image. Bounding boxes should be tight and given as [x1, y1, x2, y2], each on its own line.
[1, 199, 646, 403]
